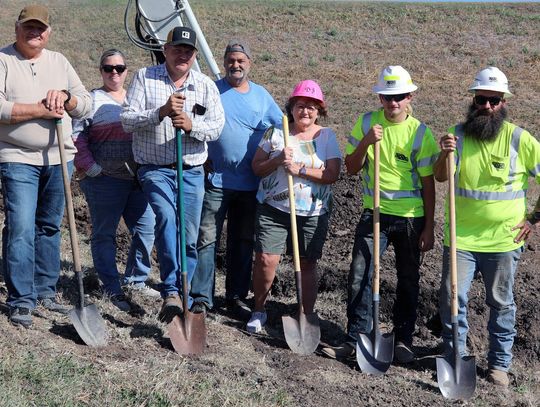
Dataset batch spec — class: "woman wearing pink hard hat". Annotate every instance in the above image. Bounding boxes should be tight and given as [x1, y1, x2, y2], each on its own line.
[246, 80, 342, 334]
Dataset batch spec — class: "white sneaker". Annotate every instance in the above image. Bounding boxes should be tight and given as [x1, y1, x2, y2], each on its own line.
[246, 311, 267, 333]
[124, 283, 161, 298]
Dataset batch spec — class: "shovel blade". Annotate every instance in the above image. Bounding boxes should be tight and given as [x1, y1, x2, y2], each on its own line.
[282, 312, 320, 355]
[168, 311, 206, 355]
[436, 354, 476, 400]
[356, 331, 394, 375]
[68, 304, 108, 347]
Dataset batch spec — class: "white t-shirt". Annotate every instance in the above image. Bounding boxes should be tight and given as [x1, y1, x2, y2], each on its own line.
[256, 126, 341, 216]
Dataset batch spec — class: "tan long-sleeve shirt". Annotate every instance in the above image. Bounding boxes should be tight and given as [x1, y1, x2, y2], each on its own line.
[0, 44, 91, 165]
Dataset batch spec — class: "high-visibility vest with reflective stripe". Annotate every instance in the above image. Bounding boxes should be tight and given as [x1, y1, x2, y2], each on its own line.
[445, 121, 540, 252]
[345, 109, 439, 217]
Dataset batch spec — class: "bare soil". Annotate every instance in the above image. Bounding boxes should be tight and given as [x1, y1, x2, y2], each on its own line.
[1, 1, 539, 406]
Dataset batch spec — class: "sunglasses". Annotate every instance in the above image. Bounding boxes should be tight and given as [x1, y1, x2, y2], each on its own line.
[474, 95, 503, 106]
[101, 64, 127, 74]
[381, 93, 409, 102]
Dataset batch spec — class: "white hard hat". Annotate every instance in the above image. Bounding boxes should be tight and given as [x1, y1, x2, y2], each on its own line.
[468, 66, 512, 98]
[373, 65, 418, 95]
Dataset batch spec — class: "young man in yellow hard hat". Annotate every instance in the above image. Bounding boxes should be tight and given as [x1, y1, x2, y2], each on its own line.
[322, 66, 439, 364]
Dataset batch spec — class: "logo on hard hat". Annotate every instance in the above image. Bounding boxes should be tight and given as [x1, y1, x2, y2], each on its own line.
[182, 31, 190, 39]
[386, 80, 396, 88]
[488, 76, 498, 82]
[303, 86, 316, 94]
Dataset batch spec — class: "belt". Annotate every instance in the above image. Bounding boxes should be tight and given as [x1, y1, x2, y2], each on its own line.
[161, 163, 201, 170]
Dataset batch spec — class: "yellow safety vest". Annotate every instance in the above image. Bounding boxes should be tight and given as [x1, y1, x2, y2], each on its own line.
[346, 109, 439, 217]
[445, 121, 540, 252]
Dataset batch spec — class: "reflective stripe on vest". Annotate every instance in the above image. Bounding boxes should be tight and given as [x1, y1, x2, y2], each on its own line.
[454, 124, 526, 200]
[361, 114, 426, 200]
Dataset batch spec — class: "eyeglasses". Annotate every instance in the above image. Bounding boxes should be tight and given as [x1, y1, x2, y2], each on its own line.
[294, 104, 318, 113]
[381, 93, 410, 102]
[474, 95, 503, 106]
[101, 65, 127, 74]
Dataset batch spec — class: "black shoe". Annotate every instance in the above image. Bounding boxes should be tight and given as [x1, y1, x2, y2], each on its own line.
[158, 295, 183, 323]
[190, 302, 208, 316]
[9, 307, 33, 328]
[38, 298, 70, 314]
[226, 298, 251, 319]
[111, 294, 132, 312]
[394, 341, 415, 363]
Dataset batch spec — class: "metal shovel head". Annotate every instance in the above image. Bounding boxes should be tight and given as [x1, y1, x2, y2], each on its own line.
[282, 311, 321, 355]
[436, 354, 476, 400]
[356, 331, 394, 375]
[68, 304, 108, 347]
[168, 311, 206, 355]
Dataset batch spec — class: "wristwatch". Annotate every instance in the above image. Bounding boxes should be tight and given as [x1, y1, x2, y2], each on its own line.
[299, 166, 307, 178]
[61, 90, 71, 105]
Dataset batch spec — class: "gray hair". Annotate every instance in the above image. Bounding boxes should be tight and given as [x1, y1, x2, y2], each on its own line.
[99, 48, 126, 68]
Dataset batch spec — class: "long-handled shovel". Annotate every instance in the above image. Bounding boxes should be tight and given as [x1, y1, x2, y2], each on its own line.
[56, 119, 108, 347]
[436, 151, 476, 400]
[168, 128, 206, 355]
[281, 115, 321, 355]
[356, 139, 394, 374]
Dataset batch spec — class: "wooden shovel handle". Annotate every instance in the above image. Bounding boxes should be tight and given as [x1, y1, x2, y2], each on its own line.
[56, 119, 84, 308]
[283, 115, 301, 274]
[372, 140, 380, 295]
[447, 151, 458, 318]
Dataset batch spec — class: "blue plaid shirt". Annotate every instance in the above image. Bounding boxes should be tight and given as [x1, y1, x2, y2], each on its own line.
[121, 64, 224, 166]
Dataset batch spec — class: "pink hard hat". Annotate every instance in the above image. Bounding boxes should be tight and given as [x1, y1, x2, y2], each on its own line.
[289, 80, 326, 107]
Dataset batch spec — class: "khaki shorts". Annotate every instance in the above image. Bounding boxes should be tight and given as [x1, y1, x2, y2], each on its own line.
[254, 203, 330, 260]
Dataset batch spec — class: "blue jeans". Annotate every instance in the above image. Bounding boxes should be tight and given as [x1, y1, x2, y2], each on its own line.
[80, 175, 155, 296]
[137, 165, 204, 304]
[0, 162, 73, 309]
[439, 246, 522, 371]
[347, 210, 425, 344]
[190, 184, 256, 308]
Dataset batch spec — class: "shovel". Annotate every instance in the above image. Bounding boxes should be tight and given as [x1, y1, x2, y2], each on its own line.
[436, 151, 476, 400]
[56, 119, 108, 347]
[168, 128, 206, 355]
[281, 115, 321, 355]
[356, 139, 394, 374]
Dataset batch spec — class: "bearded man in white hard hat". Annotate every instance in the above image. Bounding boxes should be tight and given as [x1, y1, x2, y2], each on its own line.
[322, 66, 439, 364]
[434, 67, 540, 387]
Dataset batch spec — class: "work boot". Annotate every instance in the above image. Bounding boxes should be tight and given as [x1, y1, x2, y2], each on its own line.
[124, 282, 161, 299]
[226, 298, 251, 320]
[38, 297, 70, 314]
[9, 307, 33, 328]
[111, 294, 132, 312]
[320, 341, 356, 359]
[394, 341, 415, 363]
[158, 294, 183, 323]
[487, 368, 510, 387]
[190, 302, 208, 316]
[246, 311, 267, 333]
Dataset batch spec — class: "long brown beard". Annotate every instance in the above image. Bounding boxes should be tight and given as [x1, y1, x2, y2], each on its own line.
[462, 103, 507, 142]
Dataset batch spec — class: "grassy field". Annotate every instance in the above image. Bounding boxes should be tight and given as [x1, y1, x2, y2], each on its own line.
[1, 1, 540, 406]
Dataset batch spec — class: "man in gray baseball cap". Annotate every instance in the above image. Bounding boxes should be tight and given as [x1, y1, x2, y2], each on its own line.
[190, 39, 281, 318]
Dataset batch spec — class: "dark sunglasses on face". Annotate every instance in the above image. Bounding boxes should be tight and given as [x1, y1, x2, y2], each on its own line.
[474, 95, 503, 106]
[101, 64, 127, 74]
[381, 93, 409, 102]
